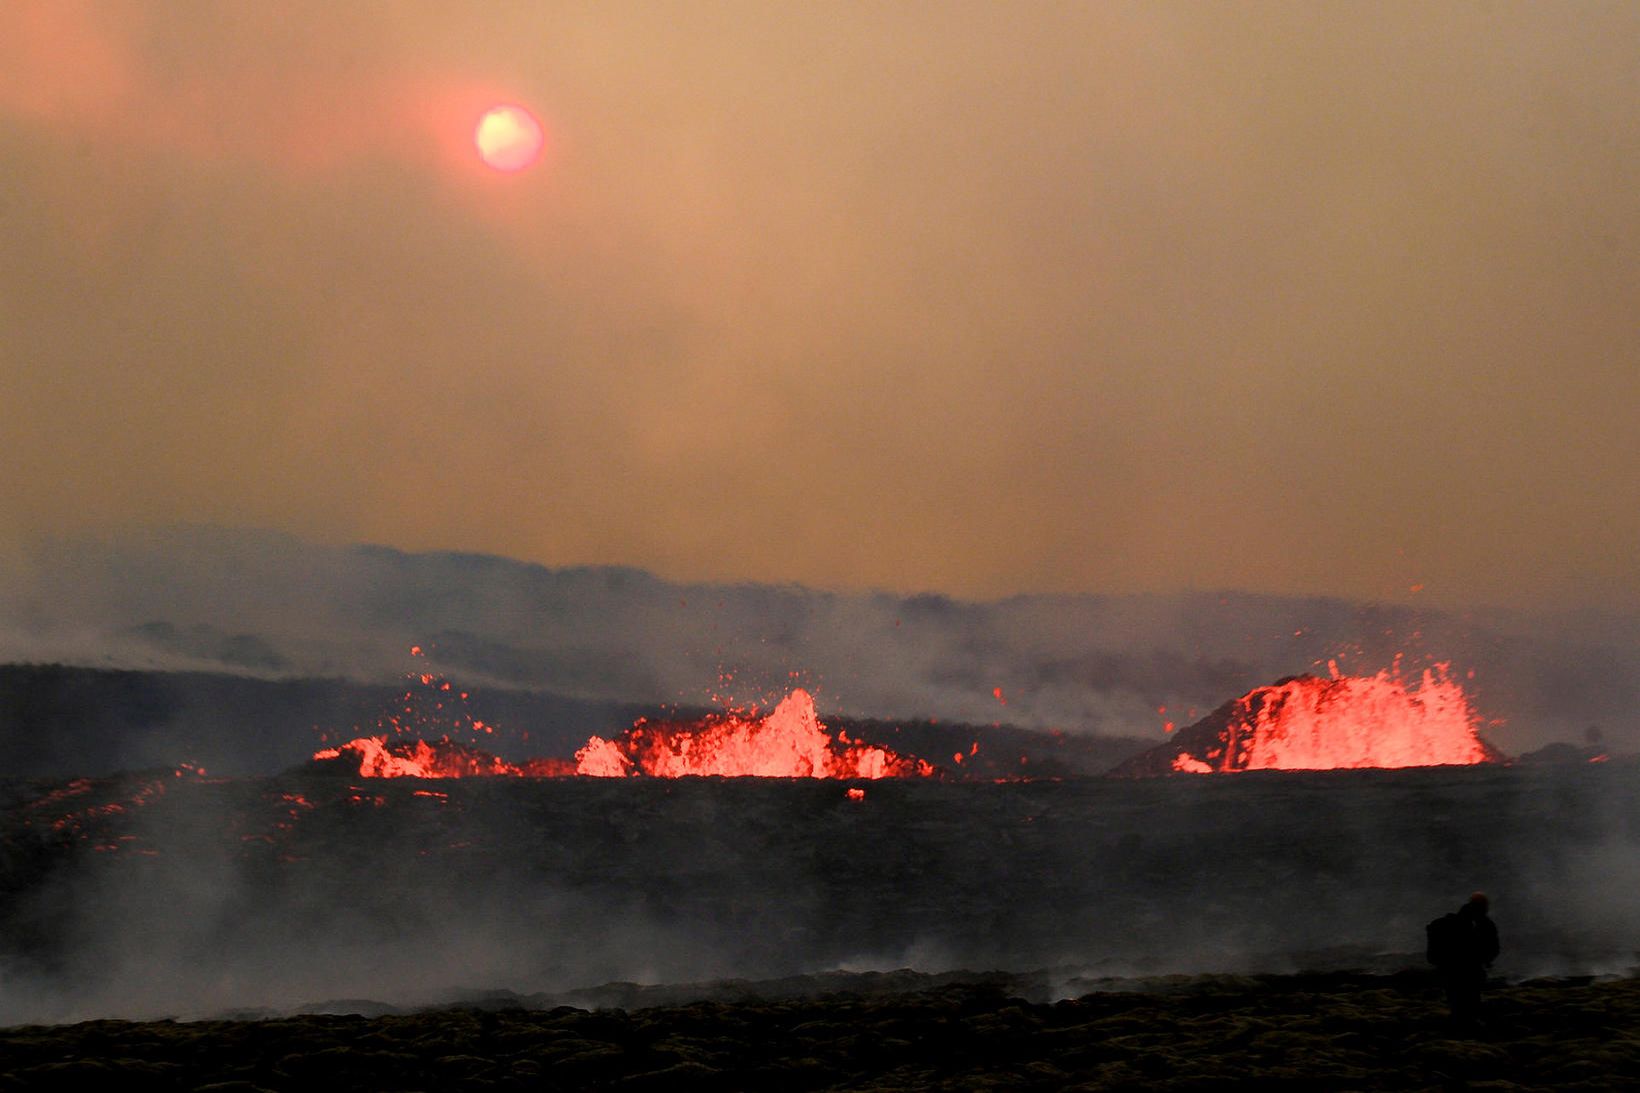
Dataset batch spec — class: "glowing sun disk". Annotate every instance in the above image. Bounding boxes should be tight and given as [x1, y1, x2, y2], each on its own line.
[475, 104, 544, 172]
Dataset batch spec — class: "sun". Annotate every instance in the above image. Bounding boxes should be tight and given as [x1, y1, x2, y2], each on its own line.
[474, 104, 544, 172]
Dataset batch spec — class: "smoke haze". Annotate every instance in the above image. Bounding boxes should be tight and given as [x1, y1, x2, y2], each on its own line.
[2, 3, 1637, 1031]
[2, 528, 1634, 759]
[5, 766, 1638, 1024]
[2, 3, 1636, 608]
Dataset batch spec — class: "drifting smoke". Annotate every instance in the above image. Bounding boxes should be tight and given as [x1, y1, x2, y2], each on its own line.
[2, 531, 1638, 1025]
[7, 759, 1640, 1025]
[4, 630, 1637, 1026]
[2, 528, 1636, 768]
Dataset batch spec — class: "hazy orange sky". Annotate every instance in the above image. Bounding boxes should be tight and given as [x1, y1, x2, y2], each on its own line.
[2, 1, 1635, 609]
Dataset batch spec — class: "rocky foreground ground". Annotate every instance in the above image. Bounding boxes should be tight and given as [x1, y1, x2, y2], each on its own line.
[3, 971, 1638, 1091]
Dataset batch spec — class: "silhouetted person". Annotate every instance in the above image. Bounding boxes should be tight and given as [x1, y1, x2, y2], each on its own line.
[1427, 892, 1499, 1026]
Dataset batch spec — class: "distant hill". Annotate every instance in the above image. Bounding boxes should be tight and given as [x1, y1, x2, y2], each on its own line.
[2, 527, 1635, 752]
[0, 663, 652, 778]
[0, 663, 1149, 779]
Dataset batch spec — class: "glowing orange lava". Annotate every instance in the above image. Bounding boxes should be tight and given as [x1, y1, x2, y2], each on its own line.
[16, 773, 179, 855]
[575, 689, 934, 779]
[310, 651, 578, 779]
[310, 662, 933, 781]
[1132, 663, 1502, 775]
[314, 736, 525, 779]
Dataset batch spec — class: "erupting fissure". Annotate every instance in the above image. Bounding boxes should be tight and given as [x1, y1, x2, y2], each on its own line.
[1115, 663, 1501, 776]
[574, 689, 934, 779]
[312, 737, 574, 779]
[311, 657, 935, 780]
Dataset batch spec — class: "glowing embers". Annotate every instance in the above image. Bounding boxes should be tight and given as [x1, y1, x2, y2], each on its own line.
[316, 736, 516, 778]
[308, 657, 933, 780]
[576, 689, 934, 779]
[1116, 663, 1503, 776]
[313, 736, 578, 779]
[310, 651, 577, 779]
[13, 773, 178, 855]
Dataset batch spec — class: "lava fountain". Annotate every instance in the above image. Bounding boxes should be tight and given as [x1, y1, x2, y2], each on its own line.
[312, 657, 575, 778]
[312, 666, 934, 780]
[575, 689, 934, 779]
[1112, 663, 1505, 776]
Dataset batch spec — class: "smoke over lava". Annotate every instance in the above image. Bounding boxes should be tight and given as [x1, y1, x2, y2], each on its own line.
[313, 653, 1503, 783]
[9, 638, 1640, 1029]
[1114, 663, 1503, 776]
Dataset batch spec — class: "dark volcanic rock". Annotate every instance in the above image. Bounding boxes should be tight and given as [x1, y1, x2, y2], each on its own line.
[4, 974, 1640, 1090]
[1109, 688, 1253, 777]
[1515, 741, 1612, 765]
[0, 662, 1143, 781]
[3, 761, 1638, 1025]
[0, 663, 655, 779]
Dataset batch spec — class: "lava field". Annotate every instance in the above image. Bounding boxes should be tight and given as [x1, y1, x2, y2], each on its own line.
[2, 760, 1636, 1025]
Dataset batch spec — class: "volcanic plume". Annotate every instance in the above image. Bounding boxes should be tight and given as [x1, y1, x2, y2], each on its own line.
[1111, 664, 1504, 776]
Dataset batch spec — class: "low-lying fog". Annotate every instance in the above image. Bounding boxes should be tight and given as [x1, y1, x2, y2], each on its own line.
[3, 763, 1635, 1024]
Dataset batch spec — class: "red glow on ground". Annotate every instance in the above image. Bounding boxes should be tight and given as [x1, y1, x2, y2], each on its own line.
[575, 689, 934, 779]
[1165, 664, 1497, 774]
[15, 775, 173, 854]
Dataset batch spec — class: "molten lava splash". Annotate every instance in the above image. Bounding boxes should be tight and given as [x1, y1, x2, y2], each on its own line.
[310, 648, 576, 779]
[313, 736, 523, 779]
[15, 773, 181, 855]
[1169, 665, 1497, 773]
[311, 734, 581, 779]
[575, 689, 935, 779]
[311, 652, 934, 780]
[311, 654, 499, 749]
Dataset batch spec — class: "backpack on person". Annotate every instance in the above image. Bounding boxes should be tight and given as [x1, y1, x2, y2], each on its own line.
[1426, 912, 1465, 967]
